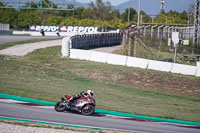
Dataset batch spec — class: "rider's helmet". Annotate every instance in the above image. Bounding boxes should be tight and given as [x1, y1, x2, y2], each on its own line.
[87, 90, 94, 96]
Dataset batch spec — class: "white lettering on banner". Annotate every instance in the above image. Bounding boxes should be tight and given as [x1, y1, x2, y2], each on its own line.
[88, 27, 94, 32]
[73, 26, 79, 32]
[84, 27, 88, 32]
[67, 26, 73, 32]
[35, 26, 41, 31]
[51, 26, 58, 31]
[44, 26, 49, 31]
[94, 27, 98, 32]
[30, 25, 99, 33]
[78, 27, 84, 32]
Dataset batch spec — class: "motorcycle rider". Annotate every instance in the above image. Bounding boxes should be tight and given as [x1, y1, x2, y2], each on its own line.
[68, 90, 94, 104]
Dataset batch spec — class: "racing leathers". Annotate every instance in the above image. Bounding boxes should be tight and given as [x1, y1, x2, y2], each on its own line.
[68, 91, 89, 102]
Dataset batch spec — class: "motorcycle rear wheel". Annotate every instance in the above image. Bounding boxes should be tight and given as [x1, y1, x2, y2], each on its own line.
[81, 104, 95, 115]
[55, 101, 66, 112]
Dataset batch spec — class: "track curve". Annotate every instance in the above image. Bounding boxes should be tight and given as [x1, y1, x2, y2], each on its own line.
[0, 102, 199, 133]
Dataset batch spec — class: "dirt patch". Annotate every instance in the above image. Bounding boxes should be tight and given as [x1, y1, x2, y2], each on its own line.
[70, 66, 200, 99]
[86, 45, 200, 98]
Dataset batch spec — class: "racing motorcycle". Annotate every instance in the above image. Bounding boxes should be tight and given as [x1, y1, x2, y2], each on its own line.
[55, 94, 95, 115]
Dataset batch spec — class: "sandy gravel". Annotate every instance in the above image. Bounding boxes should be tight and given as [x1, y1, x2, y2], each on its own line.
[0, 39, 62, 56]
[0, 36, 60, 45]
[92, 45, 122, 53]
[0, 122, 82, 133]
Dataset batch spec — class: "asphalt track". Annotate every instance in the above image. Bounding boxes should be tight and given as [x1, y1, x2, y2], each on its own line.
[0, 35, 61, 44]
[0, 102, 199, 133]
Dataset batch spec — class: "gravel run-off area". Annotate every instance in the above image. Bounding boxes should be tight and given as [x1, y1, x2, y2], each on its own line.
[0, 122, 84, 133]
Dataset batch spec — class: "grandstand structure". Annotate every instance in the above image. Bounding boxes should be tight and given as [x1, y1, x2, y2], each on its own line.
[0, 0, 75, 10]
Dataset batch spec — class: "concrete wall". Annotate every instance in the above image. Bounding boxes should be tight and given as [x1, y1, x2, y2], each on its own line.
[148, 60, 173, 72]
[196, 62, 200, 77]
[69, 49, 199, 77]
[126, 57, 149, 69]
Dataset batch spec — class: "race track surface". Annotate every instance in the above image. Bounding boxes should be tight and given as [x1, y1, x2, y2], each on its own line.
[0, 35, 61, 45]
[0, 102, 199, 133]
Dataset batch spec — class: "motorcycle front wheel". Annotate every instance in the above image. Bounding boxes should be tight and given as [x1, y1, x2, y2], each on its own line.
[55, 101, 66, 112]
[81, 104, 95, 115]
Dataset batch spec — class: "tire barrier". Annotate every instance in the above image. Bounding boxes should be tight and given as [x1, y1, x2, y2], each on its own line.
[70, 32, 123, 49]
[61, 32, 123, 57]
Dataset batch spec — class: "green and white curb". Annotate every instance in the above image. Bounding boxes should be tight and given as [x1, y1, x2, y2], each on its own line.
[0, 93, 200, 127]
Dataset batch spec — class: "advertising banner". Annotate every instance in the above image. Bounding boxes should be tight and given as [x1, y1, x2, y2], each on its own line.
[29, 25, 99, 33]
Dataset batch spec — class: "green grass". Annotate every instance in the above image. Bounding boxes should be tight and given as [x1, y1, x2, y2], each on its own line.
[0, 38, 62, 50]
[0, 46, 200, 122]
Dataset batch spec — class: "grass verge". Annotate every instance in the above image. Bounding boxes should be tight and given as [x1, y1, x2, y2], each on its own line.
[0, 46, 200, 122]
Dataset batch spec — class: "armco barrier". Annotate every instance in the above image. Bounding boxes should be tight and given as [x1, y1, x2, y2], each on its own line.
[126, 56, 149, 69]
[90, 51, 107, 63]
[171, 63, 197, 76]
[106, 54, 127, 66]
[148, 60, 173, 72]
[196, 62, 200, 77]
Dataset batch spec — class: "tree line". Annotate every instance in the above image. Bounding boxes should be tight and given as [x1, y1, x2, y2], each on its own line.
[0, 0, 194, 30]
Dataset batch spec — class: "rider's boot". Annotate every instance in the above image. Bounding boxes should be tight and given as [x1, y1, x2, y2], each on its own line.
[66, 100, 72, 109]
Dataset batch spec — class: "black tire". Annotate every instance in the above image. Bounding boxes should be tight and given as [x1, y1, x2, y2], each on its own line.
[81, 104, 95, 115]
[55, 101, 66, 112]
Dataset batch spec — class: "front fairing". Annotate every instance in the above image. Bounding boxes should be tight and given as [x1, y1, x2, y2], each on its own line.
[74, 97, 95, 107]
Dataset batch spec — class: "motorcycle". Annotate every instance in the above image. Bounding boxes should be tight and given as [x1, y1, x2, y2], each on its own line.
[55, 94, 95, 115]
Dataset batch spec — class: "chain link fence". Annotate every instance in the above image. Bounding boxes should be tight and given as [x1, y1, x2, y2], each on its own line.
[122, 24, 200, 65]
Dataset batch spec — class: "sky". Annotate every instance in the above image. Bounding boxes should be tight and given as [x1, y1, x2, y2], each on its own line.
[77, 0, 195, 6]
[77, 0, 130, 6]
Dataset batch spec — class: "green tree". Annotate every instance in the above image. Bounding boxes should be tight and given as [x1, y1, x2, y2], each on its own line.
[14, 10, 41, 28]
[46, 15, 63, 25]
[121, 8, 137, 23]
[89, 0, 112, 20]
[81, 8, 93, 19]
[140, 10, 151, 23]
[74, 7, 85, 19]
[154, 11, 166, 23]
[111, 10, 120, 19]
[0, 8, 17, 26]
